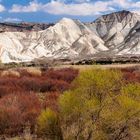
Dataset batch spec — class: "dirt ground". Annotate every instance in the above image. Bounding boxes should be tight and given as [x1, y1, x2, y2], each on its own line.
[53, 63, 140, 71]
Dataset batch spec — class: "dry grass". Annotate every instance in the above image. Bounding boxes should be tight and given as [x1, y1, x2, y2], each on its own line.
[0, 70, 20, 77]
[54, 64, 140, 71]
[23, 67, 42, 76]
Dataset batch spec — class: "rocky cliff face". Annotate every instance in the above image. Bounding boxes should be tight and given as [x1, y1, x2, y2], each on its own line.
[0, 10, 140, 63]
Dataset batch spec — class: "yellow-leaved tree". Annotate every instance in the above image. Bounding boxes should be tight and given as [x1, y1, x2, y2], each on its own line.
[59, 69, 140, 140]
[37, 109, 63, 140]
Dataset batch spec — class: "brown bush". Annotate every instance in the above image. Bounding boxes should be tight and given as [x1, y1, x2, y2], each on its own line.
[0, 93, 41, 135]
[43, 68, 79, 83]
[121, 67, 140, 83]
[43, 92, 60, 112]
[0, 67, 79, 136]
[39, 79, 70, 92]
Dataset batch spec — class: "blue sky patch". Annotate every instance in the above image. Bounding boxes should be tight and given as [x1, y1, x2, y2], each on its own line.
[0, 0, 139, 23]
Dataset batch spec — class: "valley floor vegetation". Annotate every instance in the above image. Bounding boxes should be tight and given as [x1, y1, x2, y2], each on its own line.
[0, 66, 140, 140]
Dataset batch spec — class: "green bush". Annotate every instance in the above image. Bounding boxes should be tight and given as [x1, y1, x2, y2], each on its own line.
[59, 69, 140, 140]
[37, 108, 63, 140]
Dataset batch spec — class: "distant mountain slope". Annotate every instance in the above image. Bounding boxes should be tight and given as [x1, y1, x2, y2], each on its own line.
[89, 11, 140, 38]
[86, 10, 140, 55]
[0, 18, 107, 63]
[0, 10, 140, 63]
[0, 22, 54, 32]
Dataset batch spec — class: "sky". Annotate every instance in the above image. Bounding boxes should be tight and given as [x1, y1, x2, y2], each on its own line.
[0, 0, 139, 23]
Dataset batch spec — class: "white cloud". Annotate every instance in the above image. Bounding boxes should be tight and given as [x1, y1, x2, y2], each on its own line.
[9, 0, 140, 16]
[43, 0, 115, 16]
[113, 0, 139, 8]
[10, 0, 114, 16]
[74, 0, 91, 3]
[3, 17, 21, 22]
[112, 0, 131, 8]
[0, 4, 5, 12]
[10, 0, 41, 12]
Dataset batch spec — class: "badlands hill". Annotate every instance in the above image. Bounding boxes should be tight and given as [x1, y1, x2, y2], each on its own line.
[0, 10, 140, 63]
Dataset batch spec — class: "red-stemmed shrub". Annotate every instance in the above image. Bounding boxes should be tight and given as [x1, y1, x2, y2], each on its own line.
[121, 67, 140, 83]
[39, 79, 70, 92]
[18, 77, 41, 92]
[0, 67, 79, 136]
[0, 93, 41, 135]
[42, 68, 79, 83]
[43, 92, 60, 112]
